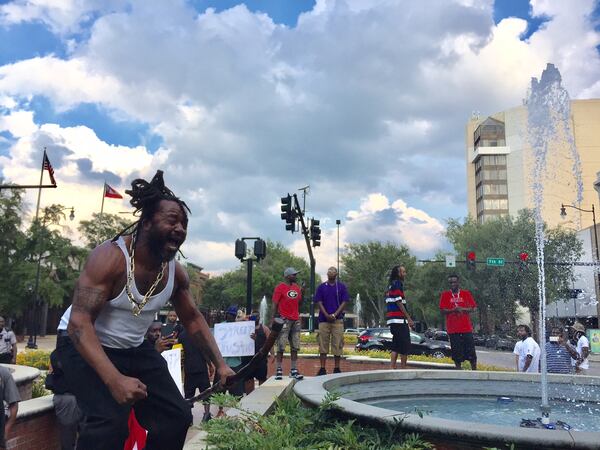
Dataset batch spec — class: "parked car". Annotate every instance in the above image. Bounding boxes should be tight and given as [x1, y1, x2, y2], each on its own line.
[344, 328, 364, 335]
[472, 333, 488, 346]
[432, 330, 449, 342]
[485, 334, 517, 351]
[356, 328, 451, 359]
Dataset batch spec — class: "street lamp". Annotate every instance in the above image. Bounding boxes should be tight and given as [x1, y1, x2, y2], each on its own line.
[560, 203, 600, 327]
[27, 206, 75, 349]
[336, 219, 341, 277]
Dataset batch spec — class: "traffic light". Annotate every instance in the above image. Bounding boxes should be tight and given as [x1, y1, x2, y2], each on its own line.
[310, 218, 321, 247]
[235, 239, 247, 260]
[254, 238, 267, 260]
[466, 251, 476, 271]
[518, 252, 529, 271]
[280, 194, 295, 232]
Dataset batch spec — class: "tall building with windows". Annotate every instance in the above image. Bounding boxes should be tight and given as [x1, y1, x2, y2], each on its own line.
[466, 99, 600, 229]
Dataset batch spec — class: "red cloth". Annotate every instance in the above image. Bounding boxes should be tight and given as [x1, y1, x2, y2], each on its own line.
[272, 282, 302, 320]
[439, 289, 476, 334]
[123, 410, 147, 450]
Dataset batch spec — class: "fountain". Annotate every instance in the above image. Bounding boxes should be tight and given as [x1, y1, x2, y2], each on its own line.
[354, 293, 361, 328]
[259, 295, 268, 324]
[295, 64, 600, 449]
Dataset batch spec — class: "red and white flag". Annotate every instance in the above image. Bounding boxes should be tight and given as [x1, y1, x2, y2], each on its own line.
[104, 183, 123, 199]
[42, 151, 56, 186]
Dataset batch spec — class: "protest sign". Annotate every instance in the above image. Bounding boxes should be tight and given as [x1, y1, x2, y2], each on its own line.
[162, 347, 183, 395]
[214, 320, 255, 357]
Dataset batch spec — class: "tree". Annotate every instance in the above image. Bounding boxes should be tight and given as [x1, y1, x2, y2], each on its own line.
[0, 186, 30, 319]
[341, 242, 416, 326]
[201, 241, 318, 315]
[445, 210, 582, 336]
[78, 213, 134, 249]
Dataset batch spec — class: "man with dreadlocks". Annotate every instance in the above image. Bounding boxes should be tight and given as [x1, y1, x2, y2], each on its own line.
[56, 171, 235, 450]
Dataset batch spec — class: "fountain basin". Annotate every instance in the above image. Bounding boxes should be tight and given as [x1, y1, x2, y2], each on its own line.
[294, 370, 600, 449]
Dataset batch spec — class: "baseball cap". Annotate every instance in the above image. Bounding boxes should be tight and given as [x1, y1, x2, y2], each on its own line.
[284, 267, 300, 277]
[225, 306, 238, 316]
[570, 322, 585, 333]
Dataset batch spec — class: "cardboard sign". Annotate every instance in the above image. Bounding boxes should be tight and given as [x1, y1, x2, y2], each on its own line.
[214, 321, 255, 357]
[161, 347, 183, 395]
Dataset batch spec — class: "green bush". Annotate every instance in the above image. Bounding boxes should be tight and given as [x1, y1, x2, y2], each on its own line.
[300, 333, 357, 345]
[32, 374, 51, 398]
[17, 350, 51, 370]
[204, 392, 433, 450]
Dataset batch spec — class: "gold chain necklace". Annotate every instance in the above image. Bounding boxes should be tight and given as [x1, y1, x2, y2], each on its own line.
[125, 235, 167, 316]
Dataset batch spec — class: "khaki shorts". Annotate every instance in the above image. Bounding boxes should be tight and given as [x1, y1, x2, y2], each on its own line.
[277, 319, 301, 352]
[318, 320, 344, 356]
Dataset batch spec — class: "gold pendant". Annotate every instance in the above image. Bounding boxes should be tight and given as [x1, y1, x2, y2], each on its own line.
[132, 304, 141, 316]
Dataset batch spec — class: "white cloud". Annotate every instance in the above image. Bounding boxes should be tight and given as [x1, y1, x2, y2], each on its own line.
[1, 0, 599, 272]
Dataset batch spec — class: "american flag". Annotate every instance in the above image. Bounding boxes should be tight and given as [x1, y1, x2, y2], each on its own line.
[42, 151, 56, 186]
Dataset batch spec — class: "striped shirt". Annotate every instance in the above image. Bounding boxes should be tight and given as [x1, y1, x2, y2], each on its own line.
[546, 343, 572, 374]
[385, 280, 407, 325]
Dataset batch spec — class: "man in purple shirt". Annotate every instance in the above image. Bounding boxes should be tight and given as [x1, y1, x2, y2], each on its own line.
[314, 267, 349, 375]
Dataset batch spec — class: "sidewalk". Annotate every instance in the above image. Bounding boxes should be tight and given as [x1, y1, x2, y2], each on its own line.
[17, 335, 57, 353]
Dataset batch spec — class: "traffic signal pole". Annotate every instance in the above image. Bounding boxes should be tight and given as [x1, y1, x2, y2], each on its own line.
[292, 194, 317, 332]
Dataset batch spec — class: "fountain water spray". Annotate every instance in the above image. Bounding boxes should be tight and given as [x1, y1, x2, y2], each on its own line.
[259, 295, 268, 324]
[526, 63, 584, 424]
[354, 293, 361, 328]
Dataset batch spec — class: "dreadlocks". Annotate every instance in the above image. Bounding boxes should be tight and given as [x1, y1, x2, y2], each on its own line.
[112, 170, 191, 242]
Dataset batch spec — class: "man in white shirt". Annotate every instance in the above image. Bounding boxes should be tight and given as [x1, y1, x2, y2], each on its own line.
[570, 322, 590, 375]
[514, 325, 540, 373]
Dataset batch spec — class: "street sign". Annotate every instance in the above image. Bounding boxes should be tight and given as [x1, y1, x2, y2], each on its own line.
[445, 255, 456, 268]
[487, 257, 505, 267]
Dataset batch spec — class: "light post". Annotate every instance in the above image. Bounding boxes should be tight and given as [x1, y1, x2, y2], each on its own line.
[27, 206, 75, 349]
[336, 219, 341, 277]
[560, 203, 600, 325]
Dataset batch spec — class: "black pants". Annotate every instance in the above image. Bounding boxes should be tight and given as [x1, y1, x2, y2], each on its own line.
[449, 332, 476, 364]
[0, 353, 12, 364]
[183, 371, 210, 399]
[56, 337, 192, 450]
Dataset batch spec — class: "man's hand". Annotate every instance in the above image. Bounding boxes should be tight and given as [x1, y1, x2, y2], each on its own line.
[216, 364, 237, 388]
[107, 375, 148, 405]
[327, 313, 336, 323]
[155, 337, 177, 353]
[407, 318, 415, 329]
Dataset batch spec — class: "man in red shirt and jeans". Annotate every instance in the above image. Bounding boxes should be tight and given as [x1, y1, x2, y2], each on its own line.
[272, 267, 304, 380]
[439, 274, 477, 370]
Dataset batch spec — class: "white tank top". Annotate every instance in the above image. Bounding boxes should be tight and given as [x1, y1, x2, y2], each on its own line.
[59, 237, 175, 348]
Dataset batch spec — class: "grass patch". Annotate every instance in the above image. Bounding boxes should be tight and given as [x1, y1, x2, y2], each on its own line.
[204, 392, 433, 450]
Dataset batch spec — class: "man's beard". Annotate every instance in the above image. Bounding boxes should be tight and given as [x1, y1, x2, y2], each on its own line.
[147, 230, 178, 262]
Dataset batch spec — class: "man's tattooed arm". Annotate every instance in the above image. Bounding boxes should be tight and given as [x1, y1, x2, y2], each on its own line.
[69, 285, 106, 345]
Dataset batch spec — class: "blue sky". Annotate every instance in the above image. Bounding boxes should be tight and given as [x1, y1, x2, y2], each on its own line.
[1, 0, 599, 273]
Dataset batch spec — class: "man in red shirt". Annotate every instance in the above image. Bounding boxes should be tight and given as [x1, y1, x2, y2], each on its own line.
[439, 274, 477, 370]
[272, 267, 304, 380]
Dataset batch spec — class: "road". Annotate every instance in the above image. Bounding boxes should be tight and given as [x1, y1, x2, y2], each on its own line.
[475, 346, 600, 376]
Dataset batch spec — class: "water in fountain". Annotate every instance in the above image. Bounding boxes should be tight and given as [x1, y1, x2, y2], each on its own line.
[526, 63, 584, 422]
[354, 293, 361, 328]
[259, 295, 268, 324]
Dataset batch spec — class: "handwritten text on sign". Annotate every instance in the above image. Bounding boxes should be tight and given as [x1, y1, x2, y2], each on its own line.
[214, 321, 255, 357]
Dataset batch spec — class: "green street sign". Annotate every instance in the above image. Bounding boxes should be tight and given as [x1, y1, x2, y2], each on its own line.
[487, 258, 505, 267]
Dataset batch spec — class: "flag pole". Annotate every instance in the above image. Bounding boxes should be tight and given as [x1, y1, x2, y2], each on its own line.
[100, 181, 106, 216]
[34, 148, 46, 222]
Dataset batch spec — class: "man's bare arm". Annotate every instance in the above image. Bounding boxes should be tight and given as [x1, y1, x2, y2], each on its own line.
[172, 264, 233, 384]
[67, 243, 147, 404]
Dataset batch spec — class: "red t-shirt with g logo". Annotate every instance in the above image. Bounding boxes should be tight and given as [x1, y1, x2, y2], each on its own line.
[272, 282, 302, 320]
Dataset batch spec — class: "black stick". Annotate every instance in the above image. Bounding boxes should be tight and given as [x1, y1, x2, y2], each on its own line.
[187, 318, 284, 404]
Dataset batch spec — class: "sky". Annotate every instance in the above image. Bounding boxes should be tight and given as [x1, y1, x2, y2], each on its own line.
[1, 0, 600, 276]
